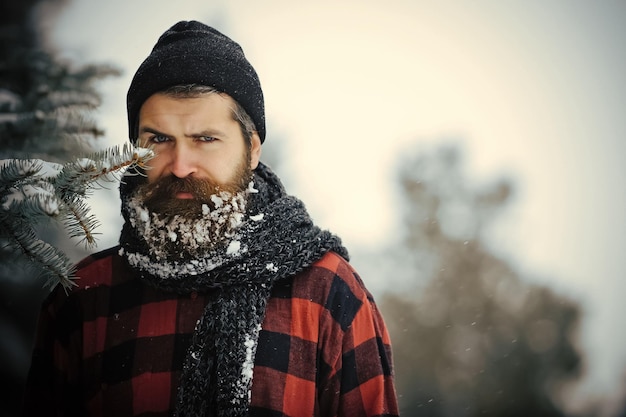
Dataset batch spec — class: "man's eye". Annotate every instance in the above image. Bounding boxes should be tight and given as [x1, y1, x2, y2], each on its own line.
[150, 135, 169, 143]
[198, 136, 217, 142]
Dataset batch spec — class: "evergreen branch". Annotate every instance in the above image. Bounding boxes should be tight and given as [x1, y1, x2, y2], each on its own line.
[60, 194, 100, 247]
[2, 184, 62, 220]
[0, 144, 154, 290]
[0, 159, 45, 192]
[51, 144, 154, 246]
[54, 143, 154, 196]
[1, 213, 76, 292]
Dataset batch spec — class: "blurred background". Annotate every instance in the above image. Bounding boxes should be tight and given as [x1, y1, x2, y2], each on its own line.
[1, 0, 625, 416]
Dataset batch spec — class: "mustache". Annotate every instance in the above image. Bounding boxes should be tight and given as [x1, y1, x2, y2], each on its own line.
[144, 176, 225, 202]
[138, 176, 227, 219]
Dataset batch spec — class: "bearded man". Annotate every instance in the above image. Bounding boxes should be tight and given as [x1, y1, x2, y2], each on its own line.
[22, 21, 399, 417]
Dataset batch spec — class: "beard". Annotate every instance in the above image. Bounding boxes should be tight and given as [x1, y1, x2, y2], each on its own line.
[126, 151, 255, 260]
[138, 150, 253, 219]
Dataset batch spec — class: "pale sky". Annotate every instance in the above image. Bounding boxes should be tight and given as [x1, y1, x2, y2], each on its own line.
[50, 0, 626, 411]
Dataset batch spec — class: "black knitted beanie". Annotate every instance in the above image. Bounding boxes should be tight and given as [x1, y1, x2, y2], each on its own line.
[126, 20, 266, 143]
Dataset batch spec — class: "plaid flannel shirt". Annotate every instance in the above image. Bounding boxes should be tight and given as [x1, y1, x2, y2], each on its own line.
[22, 247, 398, 416]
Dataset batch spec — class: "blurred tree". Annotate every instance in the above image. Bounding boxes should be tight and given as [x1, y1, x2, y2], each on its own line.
[381, 144, 583, 416]
[0, 1, 120, 415]
[0, 2, 119, 161]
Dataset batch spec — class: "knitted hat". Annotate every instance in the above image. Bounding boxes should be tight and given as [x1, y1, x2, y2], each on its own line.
[126, 20, 266, 143]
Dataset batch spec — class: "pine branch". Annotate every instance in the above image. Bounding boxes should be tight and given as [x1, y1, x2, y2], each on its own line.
[0, 159, 45, 192]
[54, 143, 154, 195]
[0, 144, 154, 290]
[2, 181, 61, 219]
[1, 213, 76, 292]
[60, 193, 100, 247]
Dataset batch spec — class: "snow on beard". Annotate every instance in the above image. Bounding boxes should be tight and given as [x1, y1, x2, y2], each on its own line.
[129, 167, 253, 260]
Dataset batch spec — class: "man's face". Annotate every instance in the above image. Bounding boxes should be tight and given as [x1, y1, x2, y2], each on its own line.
[137, 92, 261, 217]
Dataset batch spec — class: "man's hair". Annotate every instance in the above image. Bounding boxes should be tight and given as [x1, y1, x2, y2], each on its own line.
[160, 84, 257, 146]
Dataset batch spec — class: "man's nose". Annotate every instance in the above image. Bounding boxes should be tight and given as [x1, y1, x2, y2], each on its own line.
[169, 144, 197, 178]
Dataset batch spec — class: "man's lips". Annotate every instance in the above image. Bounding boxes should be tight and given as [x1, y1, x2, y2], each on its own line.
[175, 192, 194, 199]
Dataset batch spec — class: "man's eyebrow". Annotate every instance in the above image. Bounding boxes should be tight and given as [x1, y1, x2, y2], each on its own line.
[190, 129, 227, 138]
[139, 126, 169, 137]
[139, 127, 229, 138]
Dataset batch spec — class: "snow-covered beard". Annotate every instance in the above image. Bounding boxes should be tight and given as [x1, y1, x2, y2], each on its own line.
[126, 170, 254, 261]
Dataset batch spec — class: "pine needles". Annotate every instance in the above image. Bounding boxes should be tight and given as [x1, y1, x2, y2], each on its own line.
[0, 144, 154, 292]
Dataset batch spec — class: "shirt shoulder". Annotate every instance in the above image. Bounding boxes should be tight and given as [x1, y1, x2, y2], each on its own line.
[73, 246, 122, 290]
[293, 251, 373, 307]
[268, 251, 375, 334]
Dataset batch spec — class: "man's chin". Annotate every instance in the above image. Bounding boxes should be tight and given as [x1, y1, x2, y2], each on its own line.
[147, 200, 208, 220]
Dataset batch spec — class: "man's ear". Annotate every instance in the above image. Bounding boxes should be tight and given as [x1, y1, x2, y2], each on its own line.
[249, 132, 262, 169]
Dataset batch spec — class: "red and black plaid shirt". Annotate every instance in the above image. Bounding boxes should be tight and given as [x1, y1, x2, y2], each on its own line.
[22, 247, 398, 416]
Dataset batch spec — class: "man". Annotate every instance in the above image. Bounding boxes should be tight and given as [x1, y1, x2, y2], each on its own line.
[22, 20, 399, 417]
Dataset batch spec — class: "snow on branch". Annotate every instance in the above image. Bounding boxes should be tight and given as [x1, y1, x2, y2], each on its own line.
[0, 144, 154, 292]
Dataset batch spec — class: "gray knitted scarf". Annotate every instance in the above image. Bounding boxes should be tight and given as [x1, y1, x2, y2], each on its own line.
[118, 162, 348, 417]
